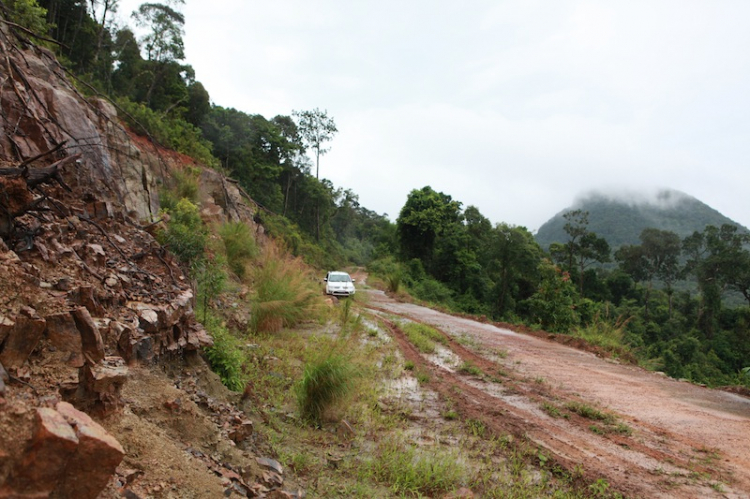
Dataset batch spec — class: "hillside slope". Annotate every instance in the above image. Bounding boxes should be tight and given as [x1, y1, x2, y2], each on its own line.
[535, 189, 747, 249]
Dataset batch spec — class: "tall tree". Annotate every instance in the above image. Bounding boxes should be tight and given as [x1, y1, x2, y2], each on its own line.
[616, 228, 681, 318]
[396, 186, 462, 272]
[683, 224, 749, 337]
[553, 209, 609, 295]
[487, 223, 542, 318]
[292, 108, 337, 179]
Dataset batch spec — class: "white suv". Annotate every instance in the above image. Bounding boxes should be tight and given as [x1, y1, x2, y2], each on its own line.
[324, 271, 356, 297]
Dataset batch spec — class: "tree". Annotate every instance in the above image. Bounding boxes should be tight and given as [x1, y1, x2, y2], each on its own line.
[132, 1, 185, 63]
[487, 223, 542, 319]
[683, 224, 749, 337]
[616, 228, 681, 318]
[396, 186, 462, 272]
[292, 108, 337, 179]
[554, 209, 609, 296]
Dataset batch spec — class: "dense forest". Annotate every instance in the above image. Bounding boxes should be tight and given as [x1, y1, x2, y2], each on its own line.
[5, 0, 750, 389]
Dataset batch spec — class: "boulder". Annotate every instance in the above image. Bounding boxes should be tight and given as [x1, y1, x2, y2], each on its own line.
[0, 408, 79, 497]
[44, 311, 84, 367]
[0, 310, 46, 369]
[56, 401, 125, 499]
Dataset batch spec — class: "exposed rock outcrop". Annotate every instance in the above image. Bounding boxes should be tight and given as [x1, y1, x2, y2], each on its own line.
[0, 15, 234, 498]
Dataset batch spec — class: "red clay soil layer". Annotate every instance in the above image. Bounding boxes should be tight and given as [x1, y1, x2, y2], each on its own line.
[365, 288, 750, 499]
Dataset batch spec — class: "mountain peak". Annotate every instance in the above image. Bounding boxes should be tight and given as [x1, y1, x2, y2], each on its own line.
[536, 188, 745, 249]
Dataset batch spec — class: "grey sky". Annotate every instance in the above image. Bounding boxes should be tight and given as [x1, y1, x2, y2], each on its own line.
[118, 1, 750, 232]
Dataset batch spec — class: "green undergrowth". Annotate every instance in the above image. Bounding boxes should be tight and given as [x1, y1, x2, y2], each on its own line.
[400, 321, 448, 354]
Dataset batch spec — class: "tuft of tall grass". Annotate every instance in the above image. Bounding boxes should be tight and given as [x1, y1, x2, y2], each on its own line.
[385, 273, 401, 293]
[297, 352, 357, 425]
[159, 167, 200, 211]
[401, 322, 447, 354]
[219, 221, 258, 279]
[363, 438, 467, 496]
[573, 312, 631, 352]
[250, 247, 323, 333]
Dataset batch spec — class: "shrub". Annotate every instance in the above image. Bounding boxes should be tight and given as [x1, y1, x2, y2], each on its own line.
[219, 221, 258, 279]
[160, 168, 200, 212]
[203, 314, 247, 392]
[157, 198, 207, 265]
[297, 352, 357, 425]
[194, 256, 227, 321]
[117, 97, 217, 167]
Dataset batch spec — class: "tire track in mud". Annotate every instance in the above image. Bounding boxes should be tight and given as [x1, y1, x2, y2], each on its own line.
[365, 297, 748, 499]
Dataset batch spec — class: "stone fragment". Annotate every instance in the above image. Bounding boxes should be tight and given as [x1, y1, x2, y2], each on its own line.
[73, 357, 129, 414]
[0, 407, 79, 496]
[229, 419, 254, 444]
[0, 313, 47, 369]
[138, 308, 159, 333]
[44, 311, 84, 367]
[68, 285, 106, 316]
[0, 314, 13, 345]
[256, 457, 283, 476]
[71, 307, 105, 364]
[114, 321, 154, 364]
[56, 401, 125, 499]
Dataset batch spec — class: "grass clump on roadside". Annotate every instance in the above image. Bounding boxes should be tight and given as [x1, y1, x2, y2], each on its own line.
[401, 322, 447, 354]
[362, 437, 468, 497]
[573, 311, 632, 359]
[458, 361, 483, 377]
[249, 246, 324, 333]
[297, 351, 358, 425]
[564, 401, 616, 424]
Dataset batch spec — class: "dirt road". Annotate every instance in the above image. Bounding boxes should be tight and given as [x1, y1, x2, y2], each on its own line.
[364, 288, 750, 498]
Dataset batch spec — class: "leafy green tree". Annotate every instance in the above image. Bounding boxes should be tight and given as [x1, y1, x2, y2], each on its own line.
[396, 186, 462, 272]
[486, 223, 542, 319]
[132, 1, 185, 63]
[553, 210, 609, 296]
[292, 108, 337, 179]
[683, 224, 749, 337]
[524, 260, 579, 333]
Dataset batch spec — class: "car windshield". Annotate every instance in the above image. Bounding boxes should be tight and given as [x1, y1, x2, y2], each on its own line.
[328, 273, 351, 283]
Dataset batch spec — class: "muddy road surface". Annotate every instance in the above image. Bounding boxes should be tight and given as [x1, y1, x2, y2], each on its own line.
[364, 288, 750, 498]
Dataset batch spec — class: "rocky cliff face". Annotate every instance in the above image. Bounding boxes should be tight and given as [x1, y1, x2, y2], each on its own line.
[0, 18, 266, 499]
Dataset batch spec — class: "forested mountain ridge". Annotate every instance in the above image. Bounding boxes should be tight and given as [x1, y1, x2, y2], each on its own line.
[535, 189, 747, 249]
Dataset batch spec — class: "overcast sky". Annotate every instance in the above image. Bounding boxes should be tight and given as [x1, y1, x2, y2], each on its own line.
[117, 1, 750, 232]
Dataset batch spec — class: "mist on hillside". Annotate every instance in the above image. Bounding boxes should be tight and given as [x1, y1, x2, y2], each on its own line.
[571, 187, 692, 210]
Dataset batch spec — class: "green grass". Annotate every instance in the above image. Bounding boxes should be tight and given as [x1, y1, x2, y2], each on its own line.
[363, 438, 468, 496]
[297, 351, 358, 425]
[219, 221, 258, 279]
[458, 361, 483, 377]
[401, 322, 446, 354]
[203, 312, 247, 392]
[250, 247, 324, 333]
[564, 401, 616, 424]
[573, 312, 631, 356]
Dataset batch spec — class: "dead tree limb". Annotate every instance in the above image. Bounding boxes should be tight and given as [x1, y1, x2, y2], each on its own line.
[17, 140, 67, 168]
[0, 153, 80, 191]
